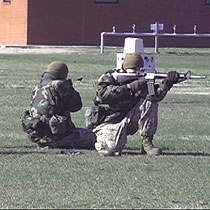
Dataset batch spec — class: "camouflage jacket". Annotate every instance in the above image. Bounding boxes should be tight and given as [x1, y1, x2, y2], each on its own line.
[29, 72, 82, 135]
[93, 69, 169, 124]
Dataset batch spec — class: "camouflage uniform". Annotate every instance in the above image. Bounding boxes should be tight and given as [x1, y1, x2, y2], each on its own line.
[21, 61, 96, 149]
[91, 53, 179, 156]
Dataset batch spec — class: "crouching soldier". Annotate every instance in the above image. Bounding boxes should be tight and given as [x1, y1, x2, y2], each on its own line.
[87, 53, 179, 156]
[21, 61, 96, 149]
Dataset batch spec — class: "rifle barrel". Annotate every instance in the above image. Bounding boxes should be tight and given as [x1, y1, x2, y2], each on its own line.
[155, 72, 206, 79]
[189, 75, 206, 79]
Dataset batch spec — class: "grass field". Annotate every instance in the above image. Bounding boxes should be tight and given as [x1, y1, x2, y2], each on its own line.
[0, 46, 210, 209]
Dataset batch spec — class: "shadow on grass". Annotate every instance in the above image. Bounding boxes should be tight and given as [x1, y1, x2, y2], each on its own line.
[124, 146, 210, 157]
[162, 152, 210, 157]
[0, 150, 53, 155]
[0, 145, 36, 149]
[0, 145, 59, 155]
[122, 151, 143, 156]
[122, 146, 143, 156]
[123, 150, 210, 157]
[0, 145, 210, 157]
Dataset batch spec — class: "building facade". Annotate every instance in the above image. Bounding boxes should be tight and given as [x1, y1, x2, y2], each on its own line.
[1, 0, 210, 47]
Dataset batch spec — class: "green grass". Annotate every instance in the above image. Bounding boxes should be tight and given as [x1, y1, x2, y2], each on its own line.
[0, 47, 210, 209]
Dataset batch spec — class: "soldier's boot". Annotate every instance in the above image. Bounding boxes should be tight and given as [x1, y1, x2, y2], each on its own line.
[141, 135, 161, 156]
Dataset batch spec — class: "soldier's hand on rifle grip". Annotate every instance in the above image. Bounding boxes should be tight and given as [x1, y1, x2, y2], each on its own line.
[163, 71, 180, 89]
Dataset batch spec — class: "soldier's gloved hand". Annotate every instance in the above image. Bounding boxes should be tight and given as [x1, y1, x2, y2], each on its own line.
[126, 77, 146, 92]
[163, 71, 180, 89]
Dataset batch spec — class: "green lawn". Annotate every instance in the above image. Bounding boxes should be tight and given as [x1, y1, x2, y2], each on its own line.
[0, 47, 210, 209]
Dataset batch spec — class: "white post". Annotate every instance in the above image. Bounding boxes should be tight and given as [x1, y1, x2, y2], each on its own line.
[154, 22, 159, 53]
[100, 32, 104, 54]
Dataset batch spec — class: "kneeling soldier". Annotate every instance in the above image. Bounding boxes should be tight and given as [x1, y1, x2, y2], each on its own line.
[21, 61, 96, 149]
[89, 53, 179, 156]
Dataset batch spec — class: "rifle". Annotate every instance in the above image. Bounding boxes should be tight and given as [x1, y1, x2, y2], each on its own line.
[111, 69, 206, 96]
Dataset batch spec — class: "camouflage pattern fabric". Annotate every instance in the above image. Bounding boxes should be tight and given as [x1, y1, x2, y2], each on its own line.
[94, 69, 169, 124]
[22, 72, 96, 149]
[30, 72, 82, 120]
[92, 69, 169, 154]
[39, 128, 96, 149]
[93, 98, 158, 154]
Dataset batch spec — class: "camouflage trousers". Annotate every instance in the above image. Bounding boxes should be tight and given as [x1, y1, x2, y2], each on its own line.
[37, 127, 96, 149]
[93, 98, 158, 154]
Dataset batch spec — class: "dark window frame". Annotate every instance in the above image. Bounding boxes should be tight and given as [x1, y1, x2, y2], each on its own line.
[3, 0, 11, 4]
[94, 0, 118, 4]
[205, 0, 210, 5]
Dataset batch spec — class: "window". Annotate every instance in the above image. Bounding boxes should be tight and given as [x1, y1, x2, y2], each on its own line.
[3, 0, 11, 3]
[94, 0, 118, 4]
[205, 0, 210, 5]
